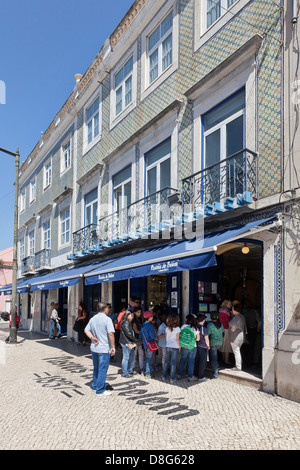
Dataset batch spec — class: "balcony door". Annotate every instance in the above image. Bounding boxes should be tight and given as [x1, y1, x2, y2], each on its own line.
[85, 188, 98, 227]
[203, 88, 245, 204]
[146, 138, 171, 226]
[113, 165, 132, 236]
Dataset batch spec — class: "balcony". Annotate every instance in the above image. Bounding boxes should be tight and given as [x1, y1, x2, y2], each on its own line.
[182, 149, 258, 216]
[68, 187, 180, 259]
[99, 187, 180, 243]
[21, 249, 51, 275]
[72, 224, 99, 255]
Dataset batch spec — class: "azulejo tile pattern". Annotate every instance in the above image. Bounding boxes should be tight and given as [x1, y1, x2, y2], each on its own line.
[75, 0, 283, 200]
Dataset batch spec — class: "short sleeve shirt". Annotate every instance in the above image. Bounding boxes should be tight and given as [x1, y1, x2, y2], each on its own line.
[165, 326, 181, 349]
[85, 312, 115, 354]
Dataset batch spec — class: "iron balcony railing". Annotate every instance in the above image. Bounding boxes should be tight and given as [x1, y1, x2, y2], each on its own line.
[73, 223, 99, 253]
[99, 187, 180, 242]
[21, 249, 51, 274]
[182, 148, 258, 210]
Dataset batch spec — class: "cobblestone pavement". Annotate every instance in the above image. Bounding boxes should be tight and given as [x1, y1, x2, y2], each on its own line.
[0, 328, 300, 451]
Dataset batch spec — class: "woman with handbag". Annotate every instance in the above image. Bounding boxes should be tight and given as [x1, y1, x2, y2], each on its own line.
[74, 302, 88, 346]
[140, 311, 157, 379]
[120, 310, 137, 377]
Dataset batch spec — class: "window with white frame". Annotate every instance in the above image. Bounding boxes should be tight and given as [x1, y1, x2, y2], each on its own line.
[20, 190, 26, 212]
[44, 160, 52, 188]
[113, 166, 132, 212]
[30, 178, 36, 202]
[148, 10, 173, 85]
[43, 220, 51, 250]
[203, 88, 245, 167]
[205, 0, 238, 29]
[115, 56, 133, 116]
[87, 97, 99, 145]
[19, 237, 25, 262]
[202, 88, 245, 202]
[85, 188, 98, 227]
[60, 207, 70, 246]
[29, 230, 35, 256]
[62, 140, 71, 172]
[146, 138, 171, 196]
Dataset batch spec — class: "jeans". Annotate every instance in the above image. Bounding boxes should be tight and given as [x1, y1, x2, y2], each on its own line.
[144, 348, 154, 376]
[49, 319, 61, 338]
[134, 343, 144, 370]
[177, 347, 197, 379]
[121, 344, 135, 376]
[91, 352, 111, 394]
[209, 346, 220, 378]
[162, 347, 180, 380]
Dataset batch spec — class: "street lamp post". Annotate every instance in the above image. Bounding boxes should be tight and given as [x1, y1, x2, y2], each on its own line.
[0, 146, 20, 344]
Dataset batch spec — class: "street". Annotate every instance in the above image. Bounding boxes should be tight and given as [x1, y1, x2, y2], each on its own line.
[0, 323, 299, 451]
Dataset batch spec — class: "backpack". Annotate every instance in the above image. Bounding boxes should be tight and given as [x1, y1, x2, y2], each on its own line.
[179, 326, 196, 350]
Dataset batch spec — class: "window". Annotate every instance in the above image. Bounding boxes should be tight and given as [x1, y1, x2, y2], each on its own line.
[19, 238, 25, 262]
[202, 88, 245, 201]
[115, 56, 133, 116]
[206, 0, 237, 29]
[43, 220, 51, 250]
[85, 188, 98, 227]
[113, 166, 132, 212]
[30, 178, 36, 202]
[148, 10, 173, 85]
[44, 160, 52, 188]
[60, 207, 70, 246]
[62, 140, 71, 172]
[203, 88, 245, 166]
[29, 231, 35, 256]
[20, 190, 26, 212]
[146, 139, 171, 196]
[87, 97, 99, 145]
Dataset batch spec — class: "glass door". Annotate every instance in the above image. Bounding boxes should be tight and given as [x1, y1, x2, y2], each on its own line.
[203, 88, 245, 204]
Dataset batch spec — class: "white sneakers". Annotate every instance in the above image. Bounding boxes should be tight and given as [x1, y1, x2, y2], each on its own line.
[97, 390, 112, 397]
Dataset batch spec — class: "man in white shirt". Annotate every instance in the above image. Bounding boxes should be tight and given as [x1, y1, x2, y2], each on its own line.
[84, 302, 115, 396]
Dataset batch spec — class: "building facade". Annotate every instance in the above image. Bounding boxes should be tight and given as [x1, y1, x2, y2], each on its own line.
[4, 0, 299, 401]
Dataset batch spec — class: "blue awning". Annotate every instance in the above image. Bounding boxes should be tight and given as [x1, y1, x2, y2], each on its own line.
[29, 260, 115, 291]
[84, 216, 276, 285]
[0, 278, 30, 295]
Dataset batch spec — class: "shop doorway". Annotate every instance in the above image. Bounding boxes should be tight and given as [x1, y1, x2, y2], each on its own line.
[58, 287, 68, 335]
[113, 279, 128, 315]
[41, 290, 48, 332]
[219, 240, 263, 372]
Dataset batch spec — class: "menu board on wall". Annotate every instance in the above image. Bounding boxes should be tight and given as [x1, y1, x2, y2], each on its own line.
[198, 281, 218, 321]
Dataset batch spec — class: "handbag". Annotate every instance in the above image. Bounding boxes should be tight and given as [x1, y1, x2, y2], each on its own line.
[126, 343, 136, 350]
[73, 319, 80, 332]
[142, 329, 158, 352]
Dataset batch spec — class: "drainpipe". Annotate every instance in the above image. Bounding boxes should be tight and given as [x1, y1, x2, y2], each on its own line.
[292, 0, 298, 23]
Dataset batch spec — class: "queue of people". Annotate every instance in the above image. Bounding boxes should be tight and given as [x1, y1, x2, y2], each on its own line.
[64, 295, 260, 396]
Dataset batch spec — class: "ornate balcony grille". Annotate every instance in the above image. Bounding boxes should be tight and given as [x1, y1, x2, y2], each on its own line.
[73, 223, 99, 253]
[182, 149, 258, 210]
[99, 187, 179, 242]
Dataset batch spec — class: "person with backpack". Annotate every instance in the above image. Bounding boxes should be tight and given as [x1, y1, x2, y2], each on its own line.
[177, 314, 200, 382]
[207, 311, 224, 378]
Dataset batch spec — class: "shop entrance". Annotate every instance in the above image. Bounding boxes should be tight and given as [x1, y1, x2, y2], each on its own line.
[220, 240, 263, 372]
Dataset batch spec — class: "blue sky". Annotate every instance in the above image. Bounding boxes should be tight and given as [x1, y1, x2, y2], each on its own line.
[0, 0, 134, 250]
